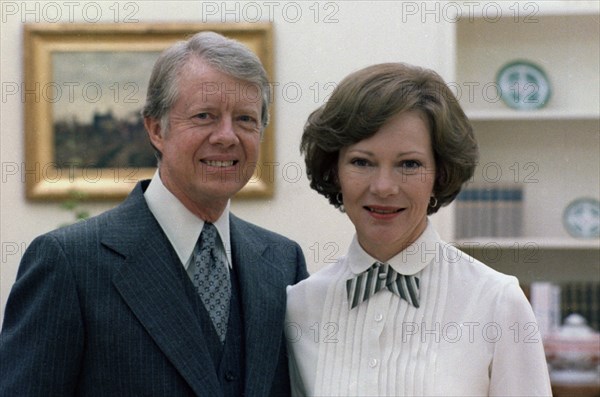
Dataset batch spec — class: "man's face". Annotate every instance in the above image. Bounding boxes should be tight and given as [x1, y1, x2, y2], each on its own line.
[147, 57, 262, 217]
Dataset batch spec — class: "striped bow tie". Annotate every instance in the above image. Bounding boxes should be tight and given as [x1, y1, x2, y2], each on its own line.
[346, 262, 420, 309]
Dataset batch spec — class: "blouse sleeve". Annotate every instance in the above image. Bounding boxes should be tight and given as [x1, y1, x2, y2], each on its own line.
[287, 342, 307, 397]
[286, 284, 308, 397]
[488, 279, 553, 396]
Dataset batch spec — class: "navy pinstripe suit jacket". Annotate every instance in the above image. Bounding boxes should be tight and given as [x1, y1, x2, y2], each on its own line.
[0, 181, 308, 396]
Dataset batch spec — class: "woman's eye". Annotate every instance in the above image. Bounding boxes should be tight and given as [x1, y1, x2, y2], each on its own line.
[401, 160, 422, 173]
[350, 158, 370, 167]
[404, 160, 421, 168]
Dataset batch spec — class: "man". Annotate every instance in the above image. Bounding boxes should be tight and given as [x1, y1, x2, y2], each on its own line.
[0, 31, 308, 396]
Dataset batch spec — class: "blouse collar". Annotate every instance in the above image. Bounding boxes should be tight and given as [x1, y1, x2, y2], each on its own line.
[346, 219, 440, 276]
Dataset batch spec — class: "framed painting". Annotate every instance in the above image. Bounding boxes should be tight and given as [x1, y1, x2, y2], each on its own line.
[23, 23, 274, 200]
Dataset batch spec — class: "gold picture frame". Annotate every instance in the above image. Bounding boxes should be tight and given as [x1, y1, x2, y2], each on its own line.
[23, 23, 274, 200]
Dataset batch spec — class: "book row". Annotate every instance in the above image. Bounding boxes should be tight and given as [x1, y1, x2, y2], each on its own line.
[455, 186, 524, 239]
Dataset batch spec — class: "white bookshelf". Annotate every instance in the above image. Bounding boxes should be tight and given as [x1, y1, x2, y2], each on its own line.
[436, 3, 600, 282]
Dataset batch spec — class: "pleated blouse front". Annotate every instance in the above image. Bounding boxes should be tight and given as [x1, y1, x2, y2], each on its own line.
[285, 222, 552, 396]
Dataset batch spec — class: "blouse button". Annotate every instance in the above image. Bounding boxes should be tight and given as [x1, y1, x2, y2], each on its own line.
[375, 313, 384, 322]
[369, 358, 378, 368]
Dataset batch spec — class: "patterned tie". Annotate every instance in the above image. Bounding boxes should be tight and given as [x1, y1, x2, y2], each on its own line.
[191, 222, 231, 342]
[346, 262, 420, 309]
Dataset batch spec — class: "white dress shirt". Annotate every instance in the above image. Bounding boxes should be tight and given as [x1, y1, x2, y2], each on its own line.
[144, 171, 231, 271]
[286, 221, 552, 396]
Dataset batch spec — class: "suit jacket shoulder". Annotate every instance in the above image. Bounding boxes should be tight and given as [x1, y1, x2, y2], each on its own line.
[1, 181, 215, 396]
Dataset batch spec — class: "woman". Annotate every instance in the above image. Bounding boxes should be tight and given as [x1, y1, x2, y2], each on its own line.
[286, 63, 551, 396]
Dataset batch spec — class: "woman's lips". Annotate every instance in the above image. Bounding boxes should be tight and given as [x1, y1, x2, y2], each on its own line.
[364, 205, 405, 219]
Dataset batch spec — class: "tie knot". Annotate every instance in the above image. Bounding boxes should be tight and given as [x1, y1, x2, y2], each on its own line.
[199, 222, 218, 250]
[372, 262, 390, 280]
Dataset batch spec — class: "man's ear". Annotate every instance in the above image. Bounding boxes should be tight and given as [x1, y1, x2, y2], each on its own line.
[144, 116, 164, 153]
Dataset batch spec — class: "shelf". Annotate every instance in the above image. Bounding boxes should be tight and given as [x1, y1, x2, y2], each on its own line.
[455, 238, 600, 250]
[469, 126, 598, 241]
[455, 14, 599, 117]
[552, 383, 600, 397]
[466, 109, 600, 122]
[467, 1, 600, 16]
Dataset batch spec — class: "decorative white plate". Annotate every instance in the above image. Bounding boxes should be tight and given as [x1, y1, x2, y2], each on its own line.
[497, 61, 551, 110]
[563, 198, 600, 238]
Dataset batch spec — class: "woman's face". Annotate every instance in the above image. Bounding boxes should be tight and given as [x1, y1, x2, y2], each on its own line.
[337, 111, 436, 262]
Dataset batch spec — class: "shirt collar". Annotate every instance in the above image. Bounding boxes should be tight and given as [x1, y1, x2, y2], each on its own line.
[347, 219, 440, 276]
[144, 170, 231, 269]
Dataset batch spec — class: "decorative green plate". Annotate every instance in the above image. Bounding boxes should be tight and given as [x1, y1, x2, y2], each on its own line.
[563, 198, 600, 238]
[496, 61, 551, 110]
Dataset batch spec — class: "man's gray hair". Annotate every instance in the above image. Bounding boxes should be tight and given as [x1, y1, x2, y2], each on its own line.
[142, 31, 271, 135]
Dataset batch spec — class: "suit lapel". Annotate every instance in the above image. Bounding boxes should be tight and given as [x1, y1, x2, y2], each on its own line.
[103, 182, 222, 397]
[230, 216, 288, 396]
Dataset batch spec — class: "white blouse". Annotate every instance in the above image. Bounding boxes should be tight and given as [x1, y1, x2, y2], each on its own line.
[285, 222, 552, 396]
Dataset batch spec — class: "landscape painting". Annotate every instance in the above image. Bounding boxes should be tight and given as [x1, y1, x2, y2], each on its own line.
[52, 51, 157, 169]
[24, 23, 274, 200]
